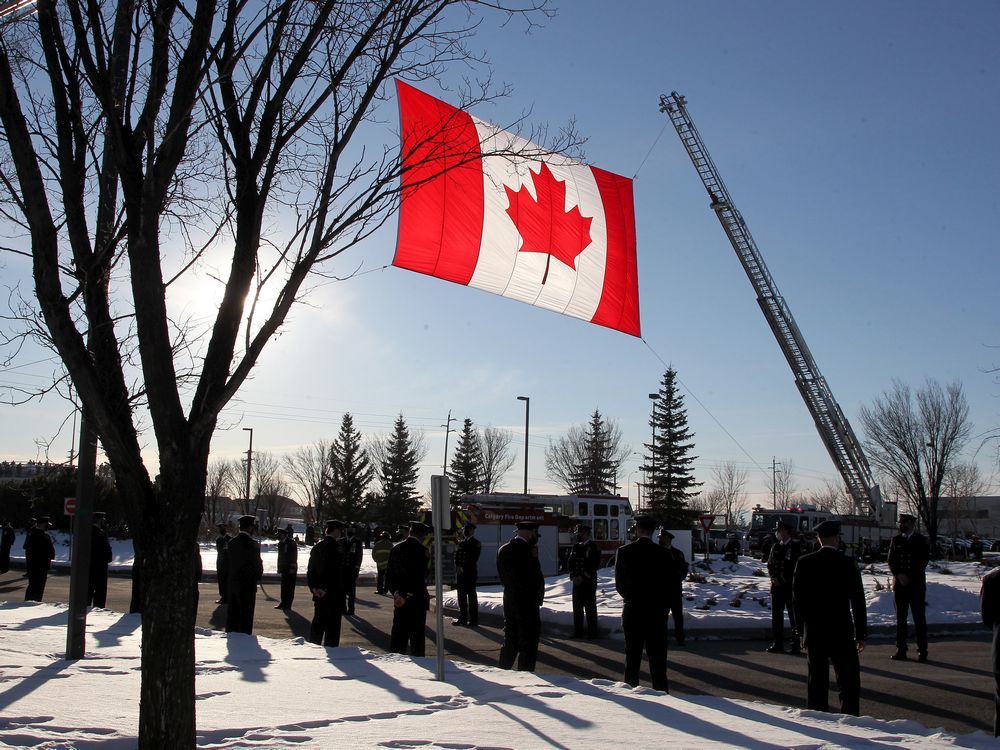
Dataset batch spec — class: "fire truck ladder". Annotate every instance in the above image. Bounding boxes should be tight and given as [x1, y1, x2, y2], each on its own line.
[659, 92, 880, 516]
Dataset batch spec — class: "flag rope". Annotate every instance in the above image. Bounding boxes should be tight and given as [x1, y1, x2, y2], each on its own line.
[632, 120, 671, 180]
[639, 336, 771, 481]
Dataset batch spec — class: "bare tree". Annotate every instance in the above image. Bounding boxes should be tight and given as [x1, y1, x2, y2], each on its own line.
[252, 451, 290, 533]
[710, 460, 749, 528]
[203, 459, 235, 531]
[942, 462, 989, 537]
[766, 459, 797, 509]
[480, 425, 516, 493]
[0, 2, 557, 745]
[807, 478, 854, 515]
[285, 441, 331, 526]
[859, 379, 972, 549]
[545, 410, 630, 495]
[695, 487, 727, 519]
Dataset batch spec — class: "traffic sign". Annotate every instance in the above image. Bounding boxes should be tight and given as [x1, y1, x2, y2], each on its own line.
[699, 514, 714, 532]
[64, 497, 77, 515]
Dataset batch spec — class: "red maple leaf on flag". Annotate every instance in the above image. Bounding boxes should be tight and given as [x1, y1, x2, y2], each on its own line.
[505, 162, 593, 284]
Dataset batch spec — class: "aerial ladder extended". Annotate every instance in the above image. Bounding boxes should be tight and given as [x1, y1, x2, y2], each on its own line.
[660, 92, 883, 517]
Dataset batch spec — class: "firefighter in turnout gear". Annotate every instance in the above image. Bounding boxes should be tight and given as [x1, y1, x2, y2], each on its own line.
[568, 523, 601, 639]
[767, 520, 801, 654]
[453, 522, 481, 627]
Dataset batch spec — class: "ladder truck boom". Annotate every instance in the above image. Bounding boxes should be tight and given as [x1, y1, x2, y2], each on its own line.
[659, 92, 882, 517]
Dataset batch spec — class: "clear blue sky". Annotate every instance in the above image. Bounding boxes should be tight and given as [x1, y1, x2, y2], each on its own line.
[1, 1, 998, 509]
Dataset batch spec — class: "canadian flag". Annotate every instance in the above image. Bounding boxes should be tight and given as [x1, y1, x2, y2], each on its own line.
[393, 81, 640, 337]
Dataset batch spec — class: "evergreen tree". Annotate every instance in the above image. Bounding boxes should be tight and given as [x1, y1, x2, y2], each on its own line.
[373, 414, 423, 527]
[643, 367, 702, 527]
[324, 413, 375, 523]
[546, 409, 628, 495]
[448, 418, 484, 503]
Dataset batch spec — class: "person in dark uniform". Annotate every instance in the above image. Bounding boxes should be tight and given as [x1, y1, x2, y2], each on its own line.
[981, 565, 1000, 737]
[767, 520, 802, 654]
[759, 532, 776, 563]
[307, 519, 346, 646]
[792, 519, 867, 716]
[304, 523, 317, 546]
[341, 526, 364, 616]
[498, 521, 545, 671]
[722, 533, 741, 563]
[225, 515, 263, 634]
[453, 522, 481, 627]
[215, 522, 231, 604]
[1, 519, 15, 574]
[887, 513, 930, 661]
[275, 525, 298, 610]
[659, 529, 689, 646]
[386, 520, 431, 656]
[970, 536, 984, 562]
[23, 516, 55, 602]
[372, 531, 393, 595]
[614, 515, 672, 691]
[568, 523, 601, 639]
[87, 511, 114, 608]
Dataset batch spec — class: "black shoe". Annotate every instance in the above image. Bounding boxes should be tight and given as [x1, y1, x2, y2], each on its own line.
[917, 652, 928, 663]
[890, 650, 908, 661]
[766, 643, 784, 654]
[468, 622, 478, 628]
[451, 619, 467, 626]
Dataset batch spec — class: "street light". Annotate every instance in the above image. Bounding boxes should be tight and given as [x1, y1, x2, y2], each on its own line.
[243, 427, 254, 508]
[516, 396, 530, 495]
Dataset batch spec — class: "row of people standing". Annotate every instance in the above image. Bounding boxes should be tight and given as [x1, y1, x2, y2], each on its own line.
[13, 513, 112, 606]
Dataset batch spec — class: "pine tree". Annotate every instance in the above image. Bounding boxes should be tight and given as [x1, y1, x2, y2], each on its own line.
[643, 367, 702, 527]
[373, 414, 423, 527]
[324, 412, 375, 523]
[545, 409, 628, 495]
[448, 418, 483, 503]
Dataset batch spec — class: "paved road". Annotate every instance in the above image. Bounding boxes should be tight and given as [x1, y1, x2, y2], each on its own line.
[2, 569, 993, 736]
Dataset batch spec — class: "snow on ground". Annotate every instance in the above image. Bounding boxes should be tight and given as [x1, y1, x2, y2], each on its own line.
[0, 602, 994, 749]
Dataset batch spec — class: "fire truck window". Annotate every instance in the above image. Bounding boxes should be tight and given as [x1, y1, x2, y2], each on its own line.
[610, 519, 620, 540]
[594, 504, 608, 516]
[799, 517, 810, 532]
[594, 519, 609, 540]
[610, 506, 619, 517]
[579, 502, 588, 516]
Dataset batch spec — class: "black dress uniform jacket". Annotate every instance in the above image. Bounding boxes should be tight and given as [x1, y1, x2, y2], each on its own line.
[981, 567, 1000, 737]
[225, 532, 263, 634]
[23, 527, 55, 601]
[615, 536, 673, 690]
[497, 535, 545, 670]
[307, 536, 345, 646]
[386, 536, 431, 655]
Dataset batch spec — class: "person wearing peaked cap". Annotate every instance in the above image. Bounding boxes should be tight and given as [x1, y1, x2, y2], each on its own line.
[888, 512, 930, 662]
[658, 528, 689, 646]
[386, 520, 432, 656]
[274, 526, 298, 610]
[568, 523, 600, 639]
[792, 516, 867, 715]
[453, 522, 481, 627]
[307, 520, 346, 646]
[23, 515, 55, 602]
[225, 514, 263, 635]
[340, 524, 364, 616]
[497, 520, 545, 671]
[767, 518, 802, 654]
[632, 515, 657, 532]
[87, 511, 113, 608]
[215, 522, 232, 604]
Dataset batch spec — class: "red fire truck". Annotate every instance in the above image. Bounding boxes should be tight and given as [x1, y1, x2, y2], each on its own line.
[748, 502, 897, 559]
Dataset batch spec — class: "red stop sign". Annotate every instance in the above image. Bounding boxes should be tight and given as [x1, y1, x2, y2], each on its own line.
[64, 497, 77, 515]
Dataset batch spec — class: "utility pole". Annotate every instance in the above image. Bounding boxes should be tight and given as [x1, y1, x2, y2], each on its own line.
[441, 411, 455, 472]
[772, 457, 782, 510]
[243, 427, 254, 512]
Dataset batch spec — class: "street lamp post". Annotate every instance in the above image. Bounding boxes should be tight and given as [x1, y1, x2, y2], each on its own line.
[243, 427, 254, 509]
[516, 396, 530, 495]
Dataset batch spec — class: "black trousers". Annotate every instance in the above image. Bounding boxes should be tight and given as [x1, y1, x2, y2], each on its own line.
[499, 599, 541, 671]
[667, 588, 685, 644]
[622, 605, 668, 692]
[279, 572, 296, 608]
[771, 584, 796, 645]
[457, 578, 478, 624]
[345, 569, 360, 614]
[24, 567, 48, 602]
[225, 584, 257, 634]
[992, 623, 999, 737]
[310, 594, 343, 647]
[806, 638, 860, 715]
[88, 569, 109, 608]
[572, 580, 598, 637]
[376, 567, 388, 595]
[894, 582, 928, 654]
[389, 595, 428, 656]
[217, 562, 228, 602]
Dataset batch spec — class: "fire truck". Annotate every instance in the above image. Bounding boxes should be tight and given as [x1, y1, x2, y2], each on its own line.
[457, 492, 633, 582]
[748, 502, 897, 559]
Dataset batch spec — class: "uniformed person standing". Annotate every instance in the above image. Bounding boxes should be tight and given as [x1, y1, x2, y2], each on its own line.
[722, 533, 740, 562]
[87, 511, 114, 608]
[372, 531, 393, 595]
[307, 519, 346, 646]
[659, 529, 689, 646]
[225, 515, 263, 634]
[386, 520, 432, 656]
[614, 515, 672, 691]
[568, 523, 601, 639]
[792, 519, 867, 716]
[215, 522, 231, 604]
[981, 565, 1000, 737]
[887, 513, 930, 661]
[767, 520, 801, 654]
[341, 526, 364, 616]
[274, 525, 298, 610]
[0, 519, 15, 574]
[23, 516, 55, 602]
[497, 521, 545, 671]
[453, 522, 481, 627]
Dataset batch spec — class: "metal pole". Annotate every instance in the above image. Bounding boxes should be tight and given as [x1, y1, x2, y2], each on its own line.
[243, 427, 253, 511]
[517, 396, 529, 494]
[441, 411, 454, 472]
[431, 476, 449, 681]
